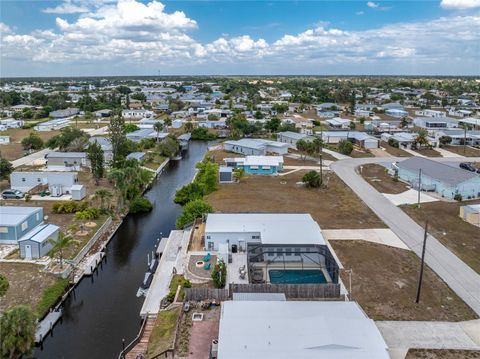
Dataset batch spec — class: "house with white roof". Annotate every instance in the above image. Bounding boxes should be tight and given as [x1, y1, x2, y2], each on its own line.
[46, 152, 89, 171]
[224, 139, 289, 156]
[34, 118, 71, 131]
[319, 131, 379, 149]
[325, 118, 351, 129]
[415, 109, 446, 118]
[224, 155, 284, 175]
[218, 300, 389, 359]
[276, 131, 315, 148]
[18, 223, 59, 259]
[413, 117, 459, 130]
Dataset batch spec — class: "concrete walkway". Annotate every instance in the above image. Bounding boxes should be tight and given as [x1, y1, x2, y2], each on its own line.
[322, 147, 351, 160]
[11, 148, 53, 168]
[435, 147, 465, 158]
[323, 228, 410, 250]
[371, 147, 394, 158]
[382, 189, 438, 206]
[377, 320, 480, 359]
[403, 148, 426, 157]
[331, 156, 480, 316]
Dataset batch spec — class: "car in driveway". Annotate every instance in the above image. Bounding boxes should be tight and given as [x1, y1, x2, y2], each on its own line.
[1, 189, 25, 199]
[460, 162, 476, 172]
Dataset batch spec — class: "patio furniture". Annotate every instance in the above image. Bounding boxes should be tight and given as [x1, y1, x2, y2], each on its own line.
[204, 263, 211, 270]
[203, 253, 211, 262]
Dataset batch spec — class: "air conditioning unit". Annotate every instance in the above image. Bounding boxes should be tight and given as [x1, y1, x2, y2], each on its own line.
[210, 339, 218, 358]
[50, 185, 62, 197]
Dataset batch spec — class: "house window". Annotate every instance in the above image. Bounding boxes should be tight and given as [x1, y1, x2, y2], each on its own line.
[206, 235, 211, 240]
[276, 248, 283, 256]
[21, 221, 28, 231]
[37, 178, 41, 182]
[22, 178, 26, 182]
[285, 248, 292, 256]
[252, 235, 260, 239]
[0, 227, 8, 233]
[294, 248, 301, 256]
[36, 213, 40, 221]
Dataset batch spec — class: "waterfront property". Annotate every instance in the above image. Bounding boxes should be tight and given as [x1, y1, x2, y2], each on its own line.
[223, 138, 289, 156]
[223, 155, 284, 175]
[0, 206, 43, 244]
[18, 223, 59, 259]
[10, 171, 79, 195]
[204, 213, 339, 284]
[46, 152, 89, 171]
[459, 204, 480, 227]
[218, 300, 389, 359]
[394, 157, 480, 199]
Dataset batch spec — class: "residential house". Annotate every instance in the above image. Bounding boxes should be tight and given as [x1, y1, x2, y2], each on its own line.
[46, 152, 89, 171]
[385, 108, 408, 117]
[0, 136, 10, 144]
[459, 204, 480, 227]
[381, 132, 437, 149]
[126, 152, 146, 161]
[320, 131, 379, 149]
[10, 171, 79, 196]
[34, 118, 71, 131]
[413, 117, 459, 130]
[95, 109, 112, 118]
[49, 108, 79, 118]
[277, 131, 315, 148]
[218, 301, 389, 359]
[224, 156, 284, 175]
[224, 139, 289, 156]
[89, 137, 113, 163]
[122, 109, 154, 119]
[394, 157, 480, 199]
[449, 108, 474, 118]
[415, 109, 446, 118]
[0, 206, 43, 244]
[126, 128, 168, 142]
[434, 129, 480, 146]
[325, 118, 351, 129]
[0, 118, 24, 130]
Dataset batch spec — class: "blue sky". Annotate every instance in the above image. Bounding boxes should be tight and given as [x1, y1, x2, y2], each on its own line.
[1, 0, 479, 76]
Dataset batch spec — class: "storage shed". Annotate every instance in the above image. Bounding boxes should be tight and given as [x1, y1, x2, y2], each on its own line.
[71, 184, 86, 200]
[19, 224, 59, 259]
[219, 166, 234, 183]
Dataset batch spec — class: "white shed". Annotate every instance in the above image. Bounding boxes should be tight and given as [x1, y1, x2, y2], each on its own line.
[71, 184, 86, 200]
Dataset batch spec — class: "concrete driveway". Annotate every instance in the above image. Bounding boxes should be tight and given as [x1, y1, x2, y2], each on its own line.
[382, 189, 438, 206]
[331, 156, 480, 316]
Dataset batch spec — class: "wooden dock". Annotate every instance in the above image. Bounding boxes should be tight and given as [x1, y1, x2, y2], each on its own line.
[125, 315, 157, 359]
[35, 309, 62, 343]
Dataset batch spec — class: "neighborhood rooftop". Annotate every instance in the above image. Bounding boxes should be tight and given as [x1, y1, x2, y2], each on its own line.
[0, 207, 42, 226]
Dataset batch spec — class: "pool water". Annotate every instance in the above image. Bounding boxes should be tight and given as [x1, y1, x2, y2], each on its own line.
[269, 269, 327, 284]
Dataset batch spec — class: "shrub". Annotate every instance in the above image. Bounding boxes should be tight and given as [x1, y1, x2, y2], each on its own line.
[388, 138, 399, 148]
[338, 140, 353, 155]
[36, 278, 70, 318]
[302, 171, 321, 188]
[211, 260, 227, 288]
[191, 127, 217, 140]
[129, 197, 153, 213]
[454, 193, 463, 201]
[176, 199, 213, 229]
[174, 182, 205, 205]
[0, 274, 9, 297]
[124, 123, 139, 133]
[52, 201, 88, 214]
[75, 207, 100, 220]
[21, 132, 44, 150]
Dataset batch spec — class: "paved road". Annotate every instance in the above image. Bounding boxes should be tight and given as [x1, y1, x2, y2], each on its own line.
[331, 156, 480, 316]
[11, 148, 53, 168]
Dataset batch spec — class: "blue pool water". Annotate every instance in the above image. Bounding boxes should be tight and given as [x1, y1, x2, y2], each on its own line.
[269, 270, 327, 284]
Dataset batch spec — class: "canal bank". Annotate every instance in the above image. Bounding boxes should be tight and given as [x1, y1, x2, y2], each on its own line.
[33, 141, 209, 359]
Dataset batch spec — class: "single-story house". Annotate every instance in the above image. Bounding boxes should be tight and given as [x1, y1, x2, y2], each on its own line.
[224, 156, 284, 175]
[435, 129, 480, 146]
[0, 206, 43, 244]
[218, 300, 389, 359]
[355, 109, 374, 117]
[10, 171, 78, 195]
[95, 109, 112, 118]
[413, 117, 459, 130]
[18, 223, 59, 259]
[0, 136, 10, 144]
[415, 109, 446, 118]
[122, 109, 154, 119]
[382, 102, 404, 111]
[319, 131, 379, 149]
[394, 157, 480, 199]
[385, 108, 408, 118]
[89, 137, 113, 163]
[381, 132, 437, 149]
[197, 119, 228, 129]
[325, 118, 351, 129]
[49, 108, 79, 119]
[35, 119, 71, 131]
[459, 204, 480, 227]
[138, 119, 164, 129]
[0, 118, 23, 130]
[126, 129, 168, 142]
[276, 131, 315, 149]
[224, 139, 289, 156]
[46, 152, 89, 171]
[449, 109, 473, 118]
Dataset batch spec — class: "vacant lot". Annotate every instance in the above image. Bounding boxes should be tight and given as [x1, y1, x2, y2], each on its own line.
[360, 164, 409, 194]
[331, 241, 477, 321]
[206, 170, 386, 229]
[444, 145, 480, 157]
[206, 149, 242, 165]
[0, 128, 60, 160]
[407, 349, 480, 359]
[0, 262, 56, 313]
[146, 307, 180, 357]
[412, 148, 442, 157]
[380, 141, 412, 157]
[402, 200, 480, 274]
[328, 144, 375, 158]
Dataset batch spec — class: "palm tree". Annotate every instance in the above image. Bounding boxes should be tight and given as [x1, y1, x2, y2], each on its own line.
[184, 121, 193, 132]
[153, 121, 163, 143]
[48, 232, 73, 269]
[415, 129, 429, 149]
[94, 188, 113, 210]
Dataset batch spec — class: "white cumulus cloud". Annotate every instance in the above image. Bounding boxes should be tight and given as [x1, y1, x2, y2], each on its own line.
[367, 2, 379, 8]
[440, 0, 480, 9]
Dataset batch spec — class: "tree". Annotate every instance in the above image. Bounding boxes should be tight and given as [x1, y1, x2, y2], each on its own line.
[48, 232, 73, 269]
[93, 188, 113, 211]
[0, 305, 36, 359]
[153, 121, 164, 143]
[414, 129, 430, 149]
[0, 158, 13, 181]
[191, 127, 216, 140]
[123, 123, 139, 133]
[0, 274, 9, 297]
[184, 121, 193, 132]
[21, 132, 44, 151]
[264, 117, 281, 133]
[400, 117, 409, 128]
[46, 127, 89, 151]
[207, 114, 219, 122]
[174, 183, 205, 205]
[108, 116, 127, 167]
[296, 139, 309, 161]
[130, 92, 146, 102]
[338, 140, 353, 155]
[388, 138, 399, 148]
[176, 199, 213, 229]
[157, 135, 179, 158]
[349, 121, 356, 130]
[439, 136, 452, 147]
[87, 142, 105, 185]
[211, 260, 227, 288]
[303, 170, 321, 188]
[233, 168, 244, 182]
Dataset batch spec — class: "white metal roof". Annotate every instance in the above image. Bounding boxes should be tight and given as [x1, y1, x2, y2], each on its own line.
[218, 301, 390, 359]
[232, 292, 286, 301]
[205, 213, 325, 245]
[0, 206, 42, 226]
[18, 223, 59, 243]
[225, 156, 284, 167]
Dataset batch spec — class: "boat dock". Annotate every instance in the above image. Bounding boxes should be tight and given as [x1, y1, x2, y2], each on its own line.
[35, 309, 62, 343]
[140, 229, 191, 317]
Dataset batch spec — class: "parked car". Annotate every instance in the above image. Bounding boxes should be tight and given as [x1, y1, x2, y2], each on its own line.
[460, 163, 476, 172]
[1, 189, 25, 199]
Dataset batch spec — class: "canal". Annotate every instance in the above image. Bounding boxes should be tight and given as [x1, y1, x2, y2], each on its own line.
[34, 141, 209, 359]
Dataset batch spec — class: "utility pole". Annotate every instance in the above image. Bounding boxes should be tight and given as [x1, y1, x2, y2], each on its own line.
[416, 220, 428, 304]
[417, 168, 422, 208]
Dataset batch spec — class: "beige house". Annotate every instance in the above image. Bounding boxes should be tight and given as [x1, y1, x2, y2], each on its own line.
[459, 204, 480, 227]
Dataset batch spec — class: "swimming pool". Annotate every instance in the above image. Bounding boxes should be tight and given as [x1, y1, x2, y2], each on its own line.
[268, 269, 327, 284]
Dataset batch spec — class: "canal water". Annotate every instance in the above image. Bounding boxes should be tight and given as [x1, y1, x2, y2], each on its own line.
[34, 141, 209, 359]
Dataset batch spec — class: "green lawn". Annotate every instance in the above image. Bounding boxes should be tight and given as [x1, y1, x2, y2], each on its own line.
[146, 307, 181, 357]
